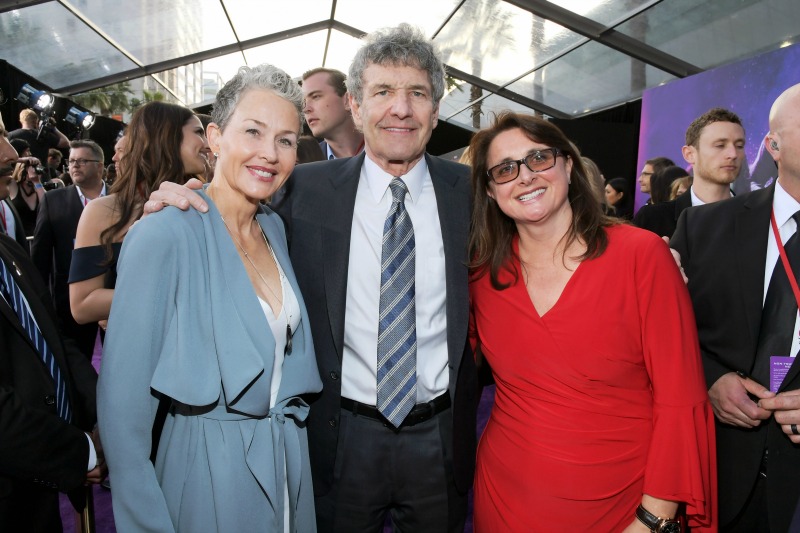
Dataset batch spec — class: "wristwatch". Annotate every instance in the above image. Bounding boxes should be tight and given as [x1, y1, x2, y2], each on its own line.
[635, 504, 681, 533]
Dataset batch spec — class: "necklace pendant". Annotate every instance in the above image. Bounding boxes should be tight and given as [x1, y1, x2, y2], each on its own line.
[285, 324, 293, 355]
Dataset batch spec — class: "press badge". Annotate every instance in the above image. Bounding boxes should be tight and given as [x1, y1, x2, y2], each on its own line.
[770, 356, 795, 393]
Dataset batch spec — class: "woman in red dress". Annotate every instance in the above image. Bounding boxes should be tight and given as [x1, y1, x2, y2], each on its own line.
[468, 112, 716, 532]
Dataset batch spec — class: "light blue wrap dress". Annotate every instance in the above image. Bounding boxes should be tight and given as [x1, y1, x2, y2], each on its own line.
[98, 191, 322, 532]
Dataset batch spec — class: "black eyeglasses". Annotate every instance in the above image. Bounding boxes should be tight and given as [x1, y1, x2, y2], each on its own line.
[487, 148, 561, 184]
[67, 158, 101, 167]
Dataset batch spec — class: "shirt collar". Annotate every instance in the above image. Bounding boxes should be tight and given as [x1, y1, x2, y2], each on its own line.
[689, 185, 734, 207]
[75, 183, 107, 203]
[773, 179, 800, 230]
[326, 143, 335, 160]
[363, 154, 427, 204]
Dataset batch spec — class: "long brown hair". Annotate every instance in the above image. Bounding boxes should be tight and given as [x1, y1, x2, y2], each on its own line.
[468, 112, 615, 290]
[100, 102, 196, 255]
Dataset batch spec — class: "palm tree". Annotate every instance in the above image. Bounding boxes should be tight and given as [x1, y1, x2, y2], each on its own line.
[129, 88, 166, 110]
[438, 0, 514, 128]
[72, 82, 133, 116]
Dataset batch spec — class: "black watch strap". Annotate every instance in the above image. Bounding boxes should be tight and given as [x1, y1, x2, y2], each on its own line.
[635, 504, 680, 532]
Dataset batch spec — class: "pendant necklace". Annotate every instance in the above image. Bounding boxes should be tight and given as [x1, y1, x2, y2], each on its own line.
[221, 215, 293, 355]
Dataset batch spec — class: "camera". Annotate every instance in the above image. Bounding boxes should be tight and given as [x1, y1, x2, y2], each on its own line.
[36, 112, 57, 141]
[18, 160, 59, 190]
[24, 160, 46, 175]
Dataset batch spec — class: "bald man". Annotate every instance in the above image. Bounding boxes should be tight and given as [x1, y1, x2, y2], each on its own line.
[672, 83, 800, 532]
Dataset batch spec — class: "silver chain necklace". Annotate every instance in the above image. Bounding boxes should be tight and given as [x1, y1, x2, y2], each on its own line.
[220, 215, 293, 355]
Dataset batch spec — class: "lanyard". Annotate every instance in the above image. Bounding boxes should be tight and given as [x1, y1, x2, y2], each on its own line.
[771, 209, 800, 310]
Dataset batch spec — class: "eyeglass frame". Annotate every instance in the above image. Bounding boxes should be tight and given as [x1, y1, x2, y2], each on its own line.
[67, 158, 101, 167]
[486, 147, 562, 185]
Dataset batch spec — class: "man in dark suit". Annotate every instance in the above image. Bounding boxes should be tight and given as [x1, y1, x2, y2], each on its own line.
[0, 113, 104, 531]
[636, 108, 745, 238]
[147, 24, 478, 533]
[671, 83, 800, 532]
[285, 26, 478, 532]
[301, 68, 364, 160]
[31, 140, 106, 359]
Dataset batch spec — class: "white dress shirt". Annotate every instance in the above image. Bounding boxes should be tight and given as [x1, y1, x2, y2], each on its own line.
[690, 185, 734, 207]
[0, 200, 16, 239]
[764, 180, 800, 358]
[75, 183, 107, 206]
[341, 155, 449, 405]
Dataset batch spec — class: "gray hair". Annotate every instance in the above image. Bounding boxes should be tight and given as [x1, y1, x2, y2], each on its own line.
[212, 64, 303, 131]
[347, 23, 446, 106]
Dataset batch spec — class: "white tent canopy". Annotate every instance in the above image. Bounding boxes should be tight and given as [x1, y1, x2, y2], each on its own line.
[1, 0, 797, 128]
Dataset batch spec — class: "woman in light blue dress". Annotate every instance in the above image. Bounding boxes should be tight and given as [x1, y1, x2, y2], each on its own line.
[98, 64, 322, 532]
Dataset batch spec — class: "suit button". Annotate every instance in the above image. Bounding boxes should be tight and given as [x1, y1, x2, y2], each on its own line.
[44, 395, 56, 406]
[329, 371, 339, 381]
[329, 418, 337, 428]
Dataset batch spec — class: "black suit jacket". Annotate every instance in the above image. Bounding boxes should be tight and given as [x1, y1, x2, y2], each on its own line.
[632, 189, 692, 238]
[31, 185, 98, 357]
[318, 140, 330, 159]
[671, 186, 800, 530]
[277, 153, 479, 496]
[0, 233, 98, 529]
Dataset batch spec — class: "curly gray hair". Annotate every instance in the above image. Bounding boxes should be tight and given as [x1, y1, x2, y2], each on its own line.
[347, 23, 446, 106]
[212, 64, 303, 131]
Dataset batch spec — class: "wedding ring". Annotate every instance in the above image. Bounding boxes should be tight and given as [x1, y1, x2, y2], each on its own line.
[791, 424, 799, 436]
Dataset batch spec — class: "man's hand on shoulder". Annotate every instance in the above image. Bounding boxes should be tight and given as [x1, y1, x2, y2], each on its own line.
[708, 372, 774, 427]
[142, 178, 207, 218]
[663, 236, 688, 284]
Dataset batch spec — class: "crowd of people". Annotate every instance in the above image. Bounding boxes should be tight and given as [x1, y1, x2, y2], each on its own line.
[1, 21, 800, 533]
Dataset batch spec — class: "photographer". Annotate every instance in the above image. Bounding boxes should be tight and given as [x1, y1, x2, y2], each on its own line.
[9, 108, 69, 163]
[8, 155, 48, 239]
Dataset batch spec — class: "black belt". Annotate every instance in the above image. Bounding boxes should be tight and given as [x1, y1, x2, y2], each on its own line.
[340, 393, 451, 427]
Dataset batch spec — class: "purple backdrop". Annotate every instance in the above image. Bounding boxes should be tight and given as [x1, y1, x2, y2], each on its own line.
[635, 43, 800, 212]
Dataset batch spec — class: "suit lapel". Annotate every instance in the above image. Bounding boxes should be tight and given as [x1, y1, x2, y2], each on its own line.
[735, 188, 774, 357]
[67, 185, 85, 219]
[322, 155, 363, 359]
[426, 154, 470, 374]
[0, 237, 72, 378]
[66, 186, 86, 245]
[0, 278, 29, 346]
[674, 191, 692, 222]
[0, 241, 38, 348]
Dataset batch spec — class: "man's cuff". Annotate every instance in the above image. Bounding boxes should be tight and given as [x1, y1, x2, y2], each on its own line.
[85, 433, 97, 471]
